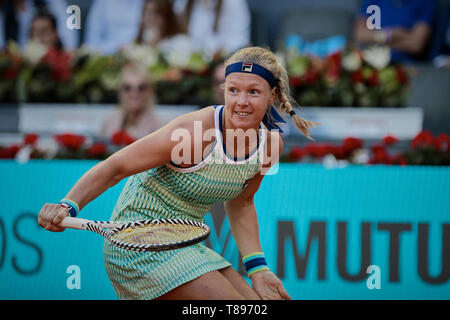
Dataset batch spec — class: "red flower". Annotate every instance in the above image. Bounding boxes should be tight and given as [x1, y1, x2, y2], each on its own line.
[111, 130, 136, 146]
[351, 70, 363, 84]
[3, 67, 18, 80]
[23, 133, 39, 145]
[289, 146, 306, 161]
[0, 144, 21, 159]
[433, 133, 450, 151]
[289, 70, 319, 87]
[371, 144, 385, 154]
[181, 68, 194, 76]
[371, 144, 392, 164]
[42, 48, 72, 82]
[342, 137, 363, 154]
[87, 142, 108, 157]
[367, 70, 379, 87]
[392, 154, 408, 166]
[395, 66, 408, 85]
[411, 130, 434, 149]
[305, 143, 332, 158]
[382, 135, 399, 147]
[303, 70, 320, 85]
[328, 145, 346, 159]
[325, 52, 342, 81]
[54, 133, 86, 150]
[289, 75, 302, 87]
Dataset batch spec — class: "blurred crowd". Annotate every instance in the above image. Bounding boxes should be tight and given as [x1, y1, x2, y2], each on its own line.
[0, 0, 251, 57]
[1, 0, 450, 64]
[1, 0, 450, 141]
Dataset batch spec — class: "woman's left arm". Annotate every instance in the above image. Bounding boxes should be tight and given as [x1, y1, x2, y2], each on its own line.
[224, 132, 291, 300]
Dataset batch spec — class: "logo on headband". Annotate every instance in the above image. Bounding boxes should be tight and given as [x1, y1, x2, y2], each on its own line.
[242, 61, 253, 73]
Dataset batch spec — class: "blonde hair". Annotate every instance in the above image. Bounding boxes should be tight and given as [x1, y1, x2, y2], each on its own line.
[119, 62, 157, 108]
[120, 62, 153, 87]
[224, 46, 319, 140]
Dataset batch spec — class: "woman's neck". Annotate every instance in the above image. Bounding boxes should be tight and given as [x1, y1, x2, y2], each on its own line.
[222, 107, 260, 157]
[123, 108, 146, 129]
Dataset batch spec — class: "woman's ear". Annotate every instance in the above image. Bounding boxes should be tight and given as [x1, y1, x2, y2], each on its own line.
[269, 87, 277, 105]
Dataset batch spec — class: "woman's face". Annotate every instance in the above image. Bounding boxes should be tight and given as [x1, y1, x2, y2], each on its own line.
[224, 72, 276, 130]
[119, 71, 153, 113]
[30, 17, 58, 48]
[142, 2, 163, 31]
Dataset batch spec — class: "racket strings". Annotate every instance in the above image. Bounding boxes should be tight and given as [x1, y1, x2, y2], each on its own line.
[112, 223, 207, 245]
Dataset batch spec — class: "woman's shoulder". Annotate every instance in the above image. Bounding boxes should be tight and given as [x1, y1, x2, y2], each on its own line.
[173, 105, 216, 131]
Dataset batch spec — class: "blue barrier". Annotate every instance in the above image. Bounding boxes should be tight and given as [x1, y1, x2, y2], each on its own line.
[0, 161, 449, 299]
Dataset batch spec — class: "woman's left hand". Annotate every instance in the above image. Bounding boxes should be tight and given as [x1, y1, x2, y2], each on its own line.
[250, 270, 291, 300]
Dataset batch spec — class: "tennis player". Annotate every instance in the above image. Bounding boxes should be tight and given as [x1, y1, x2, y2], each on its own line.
[38, 46, 318, 300]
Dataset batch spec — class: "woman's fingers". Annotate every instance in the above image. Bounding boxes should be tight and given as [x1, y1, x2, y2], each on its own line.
[38, 203, 68, 232]
[52, 208, 69, 226]
[45, 225, 66, 232]
[277, 284, 291, 300]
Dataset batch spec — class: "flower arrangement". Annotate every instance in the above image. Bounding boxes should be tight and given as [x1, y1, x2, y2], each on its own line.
[281, 131, 450, 166]
[1, 131, 448, 166]
[0, 43, 22, 103]
[284, 45, 410, 107]
[1, 42, 410, 107]
[0, 130, 136, 161]
[0, 41, 218, 106]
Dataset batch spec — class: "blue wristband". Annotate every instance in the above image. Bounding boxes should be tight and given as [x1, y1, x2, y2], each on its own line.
[58, 199, 80, 217]
[242, 252, 270, 276]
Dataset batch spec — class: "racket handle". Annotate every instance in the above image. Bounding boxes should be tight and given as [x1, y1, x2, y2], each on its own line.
[59, 217, 91, 230]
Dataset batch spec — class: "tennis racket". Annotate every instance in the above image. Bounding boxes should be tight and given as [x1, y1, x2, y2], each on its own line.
[59, 217, 210, 252]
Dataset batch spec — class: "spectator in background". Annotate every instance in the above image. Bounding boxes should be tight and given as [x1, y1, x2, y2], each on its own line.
[432, 5, 450, 68]
[136, 0, 195, 56]
[0, 0, 79, 50]
[212, 60, 225, 105]
[353, 0, 436, 63]
[84, 0, 145, 55]
[29, 12, 63, 50]
[100, 63, 161, 141]
[173, 0, 250, 57]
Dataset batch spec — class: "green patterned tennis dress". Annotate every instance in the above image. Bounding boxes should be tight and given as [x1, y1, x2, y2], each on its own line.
[103, 105, 267, 299]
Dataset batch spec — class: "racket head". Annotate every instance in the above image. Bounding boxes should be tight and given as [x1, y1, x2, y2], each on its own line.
[94, 219, 210, 252]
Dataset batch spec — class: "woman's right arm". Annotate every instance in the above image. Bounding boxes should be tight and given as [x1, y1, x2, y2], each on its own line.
[38, 107, 213, 232]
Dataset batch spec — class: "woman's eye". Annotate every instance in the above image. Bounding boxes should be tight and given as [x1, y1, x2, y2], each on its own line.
[250, 89, 260, 95]
[229, 87, 238, 93]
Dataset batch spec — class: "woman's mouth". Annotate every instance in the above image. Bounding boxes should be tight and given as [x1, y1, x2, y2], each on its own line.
[234, 111, 252, 117]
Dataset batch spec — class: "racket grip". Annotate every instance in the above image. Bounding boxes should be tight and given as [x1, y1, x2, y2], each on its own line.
[59, 217, 90, 230]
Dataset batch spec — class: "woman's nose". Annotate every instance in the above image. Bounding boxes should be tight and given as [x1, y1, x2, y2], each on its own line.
[237, 93, 249, 106]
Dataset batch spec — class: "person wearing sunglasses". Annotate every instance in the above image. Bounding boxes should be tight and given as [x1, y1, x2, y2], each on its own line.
[100, 63, 161, 141]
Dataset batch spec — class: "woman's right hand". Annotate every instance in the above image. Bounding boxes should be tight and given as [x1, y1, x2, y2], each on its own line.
[38, 203, 69, 232]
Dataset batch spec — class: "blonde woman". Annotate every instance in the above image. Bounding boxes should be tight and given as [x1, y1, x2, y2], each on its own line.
[100, 63, 161, 140]
[38, 46, 318, 300]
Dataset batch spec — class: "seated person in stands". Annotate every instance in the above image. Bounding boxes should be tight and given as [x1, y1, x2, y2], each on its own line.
[84, 0, 144, 54]
[100, 63, 161, 140]
[172, 0, 251, 56]
[0, 0, 78, 50]
[29, 11, 63, 50]
[135, 0, 194, 55]
[353, 0, 436, 63]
